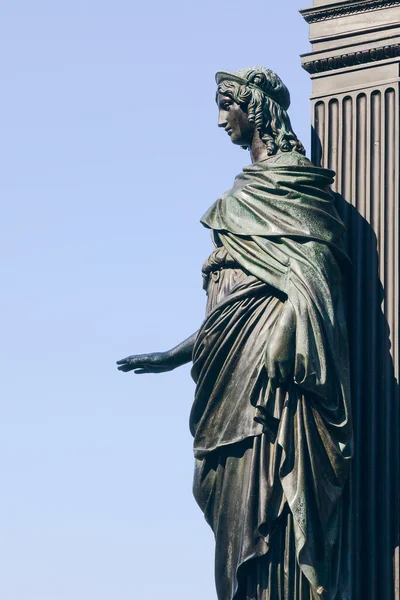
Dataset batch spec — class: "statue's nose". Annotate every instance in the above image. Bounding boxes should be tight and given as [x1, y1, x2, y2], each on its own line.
[218, 114, 227, 128]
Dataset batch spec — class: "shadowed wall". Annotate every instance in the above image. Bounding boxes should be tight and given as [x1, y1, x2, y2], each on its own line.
[301, 2, 400, 598]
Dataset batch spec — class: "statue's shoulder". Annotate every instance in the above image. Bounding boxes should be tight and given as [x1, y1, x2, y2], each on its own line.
[264, 151, 314, 167]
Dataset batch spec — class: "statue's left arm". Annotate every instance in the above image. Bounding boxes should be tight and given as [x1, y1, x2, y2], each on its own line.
[116, 330, 198, 374]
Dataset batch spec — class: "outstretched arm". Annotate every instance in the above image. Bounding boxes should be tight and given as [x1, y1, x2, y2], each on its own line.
[116, 331, 198, 374]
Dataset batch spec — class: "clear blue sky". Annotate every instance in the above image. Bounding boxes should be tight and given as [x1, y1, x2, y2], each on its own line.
[1, 2, 311, 598]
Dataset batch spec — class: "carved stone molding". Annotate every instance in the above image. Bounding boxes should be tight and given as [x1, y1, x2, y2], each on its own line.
[302, 42, 400, 73]
[301, 0, 400, 24]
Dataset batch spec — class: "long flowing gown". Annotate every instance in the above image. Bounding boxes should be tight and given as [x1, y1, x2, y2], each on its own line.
[189, 153, 353, 600]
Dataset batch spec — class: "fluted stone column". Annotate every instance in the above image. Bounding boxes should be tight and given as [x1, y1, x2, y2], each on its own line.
[300, 2, 400, 598]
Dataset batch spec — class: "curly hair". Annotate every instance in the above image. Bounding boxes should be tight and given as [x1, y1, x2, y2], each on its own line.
[217, 79, 306, 156]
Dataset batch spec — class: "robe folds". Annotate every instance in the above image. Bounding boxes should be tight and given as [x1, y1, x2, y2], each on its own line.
[190, 159, 353, 600]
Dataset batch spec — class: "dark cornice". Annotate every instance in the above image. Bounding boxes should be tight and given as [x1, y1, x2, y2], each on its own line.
[301, 0, 400, 24]
[302, 41, 400, 73]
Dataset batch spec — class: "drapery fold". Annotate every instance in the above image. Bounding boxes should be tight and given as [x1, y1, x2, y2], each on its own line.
[191, 160, 352, 598]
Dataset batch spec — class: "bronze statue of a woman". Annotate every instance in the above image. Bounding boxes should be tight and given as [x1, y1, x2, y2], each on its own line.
[117, 67, 353, 600]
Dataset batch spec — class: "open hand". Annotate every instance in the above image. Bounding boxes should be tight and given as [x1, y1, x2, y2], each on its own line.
[265, 333, 295, 384]
[116, 351, 175, 374]
[265, 301, 296, 385]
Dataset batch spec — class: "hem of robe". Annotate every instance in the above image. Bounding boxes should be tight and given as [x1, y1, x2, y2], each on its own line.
[194, 433, 319, 600]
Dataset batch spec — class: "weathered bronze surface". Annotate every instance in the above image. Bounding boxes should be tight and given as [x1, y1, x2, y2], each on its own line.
[117, 67, 352, 600]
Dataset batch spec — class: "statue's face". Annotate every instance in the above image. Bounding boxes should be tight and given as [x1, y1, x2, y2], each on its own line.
[217, 92, 254, 147]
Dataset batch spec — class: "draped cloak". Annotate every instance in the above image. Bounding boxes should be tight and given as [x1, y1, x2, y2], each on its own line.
[190, 160, 353, 598]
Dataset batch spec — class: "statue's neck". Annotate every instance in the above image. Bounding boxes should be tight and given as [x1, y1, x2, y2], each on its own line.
[250, 130, 274, 164]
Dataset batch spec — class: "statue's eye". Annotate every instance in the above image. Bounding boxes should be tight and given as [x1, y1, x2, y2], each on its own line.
[223, 104, 231, 111]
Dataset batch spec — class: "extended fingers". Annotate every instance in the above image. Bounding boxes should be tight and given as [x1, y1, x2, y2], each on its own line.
[116, 355, 149, 367]
[117, 362, 164, 374]
[278, 361, 290, 382]
[266, 357, 276, 382]
[116, 357, 128, 365]
[266, 361, 292, 385]
[116, 355, 143, 365]
[117, 362, 136, 372]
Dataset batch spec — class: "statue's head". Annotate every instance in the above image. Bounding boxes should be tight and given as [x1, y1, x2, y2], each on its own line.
[216, 67, 305, 156]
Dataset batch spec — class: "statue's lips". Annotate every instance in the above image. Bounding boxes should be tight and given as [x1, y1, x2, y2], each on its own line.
[225, 128, 233, 136]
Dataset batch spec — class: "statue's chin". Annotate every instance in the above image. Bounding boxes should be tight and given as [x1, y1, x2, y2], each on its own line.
[230, 136, 248, 147]
[229, 132, 252, 149]
[232, 141, 250, 151]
